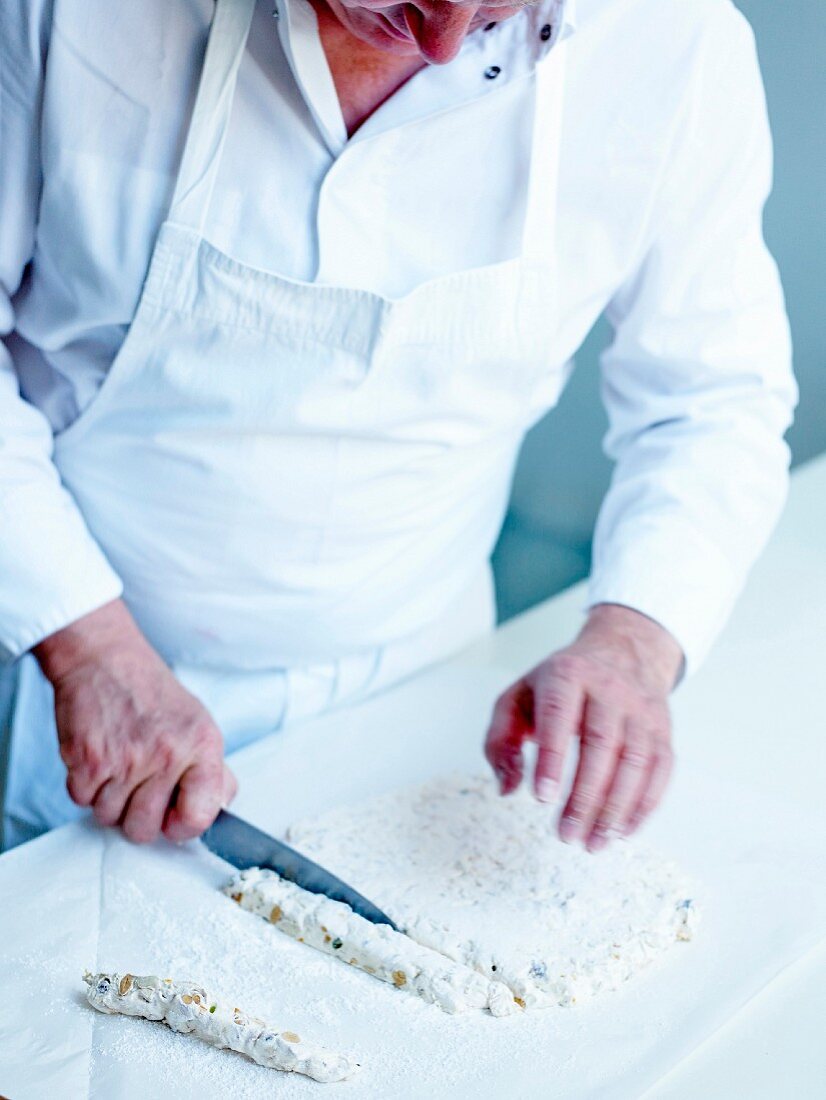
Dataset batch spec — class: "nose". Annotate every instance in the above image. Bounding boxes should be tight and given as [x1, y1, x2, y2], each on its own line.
[403, 3, 479, 64]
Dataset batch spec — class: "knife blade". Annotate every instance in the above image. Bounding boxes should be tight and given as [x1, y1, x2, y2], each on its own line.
[202, 810, 399, 931]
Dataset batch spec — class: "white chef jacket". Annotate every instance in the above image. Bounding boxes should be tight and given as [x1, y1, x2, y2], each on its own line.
[0, 0, 796, 674]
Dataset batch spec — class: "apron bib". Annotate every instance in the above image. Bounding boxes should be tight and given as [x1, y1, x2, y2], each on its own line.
[4, 0, 570, 846]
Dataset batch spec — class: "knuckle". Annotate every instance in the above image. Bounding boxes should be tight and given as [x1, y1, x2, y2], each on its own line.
[80, 742, 105, 775]
[537, 746, 564, 767]
[58, 735, 81, 767]
[602, 793, 632, 825]
[118, 742, 142, 779]
[599, 672, 625, 698]
[566, 794, 595, 821]
[583, 724, 617, 750]
[548, 653, 585, 684]
[153, 741, 180, 774]
[192, 706, 218, 736]
[155, 730, 190, 774]
[624, 754, 649, 773]
[187, 718, 220, 756]
[622, 742, 650, 769]
[535, 689, 572, 725]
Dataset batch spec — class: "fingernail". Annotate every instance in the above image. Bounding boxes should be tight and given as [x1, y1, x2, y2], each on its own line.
[586, 832, 609, 853]
[536, 778, 557, 804]
[559, 816, 580, 843]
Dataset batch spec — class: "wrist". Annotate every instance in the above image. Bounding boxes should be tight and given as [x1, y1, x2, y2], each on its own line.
[33, 599, 149, 684]
[579, 603, 684, 694]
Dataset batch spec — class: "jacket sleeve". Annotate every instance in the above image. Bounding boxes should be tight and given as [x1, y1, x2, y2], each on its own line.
[0, 2, 122, 662]
[586, 5, 797, 676]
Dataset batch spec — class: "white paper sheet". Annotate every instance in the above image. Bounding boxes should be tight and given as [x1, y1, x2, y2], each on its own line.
[0, 825, 101, 1094]
[2, 664, 826, 1099]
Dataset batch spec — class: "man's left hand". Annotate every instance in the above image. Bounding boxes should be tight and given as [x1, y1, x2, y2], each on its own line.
[484, 604, 684, 851]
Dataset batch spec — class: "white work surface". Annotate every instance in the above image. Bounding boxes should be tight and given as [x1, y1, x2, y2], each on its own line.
[2, 455, 826, 1099]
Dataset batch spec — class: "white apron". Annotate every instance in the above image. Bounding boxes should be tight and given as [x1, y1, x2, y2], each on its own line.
[2, 0, 570, 847]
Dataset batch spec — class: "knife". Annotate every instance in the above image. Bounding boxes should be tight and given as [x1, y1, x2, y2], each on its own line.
[202, 809, 399, 931]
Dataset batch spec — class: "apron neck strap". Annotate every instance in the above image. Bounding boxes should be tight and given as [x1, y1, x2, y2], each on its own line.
[169, 0, 257, 234]
[521, 42, 569, 265]
[170, 0, 566, 256]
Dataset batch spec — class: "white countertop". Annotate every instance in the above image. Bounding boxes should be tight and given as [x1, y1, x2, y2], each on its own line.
[473, 454, 826, 1099]
[2, 454, 825, 1098]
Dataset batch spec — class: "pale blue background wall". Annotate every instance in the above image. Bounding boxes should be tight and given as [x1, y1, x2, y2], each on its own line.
[494, 0, 826, 620]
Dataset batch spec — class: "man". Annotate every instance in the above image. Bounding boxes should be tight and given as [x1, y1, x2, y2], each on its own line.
[0, 0, 795, 851]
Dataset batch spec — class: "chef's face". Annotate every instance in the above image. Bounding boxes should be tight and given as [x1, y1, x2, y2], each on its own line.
[325, 1, 540, 64]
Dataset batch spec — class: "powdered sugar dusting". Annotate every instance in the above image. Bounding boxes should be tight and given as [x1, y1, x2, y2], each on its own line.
[287, 774, 697, 1008]
[59, 771, 698, 1097]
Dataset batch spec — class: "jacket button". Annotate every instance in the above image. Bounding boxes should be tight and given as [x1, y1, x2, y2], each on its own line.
[540, 23, 552, 40]
[484, 21, 497, 31]
[484, 65, 501, 80]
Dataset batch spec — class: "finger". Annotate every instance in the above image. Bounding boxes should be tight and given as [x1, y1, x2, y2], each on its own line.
[163, 759, 224, 842]
[122, 772, 180, 844]
[57, 722, 106, 772]
[65, 761, 112, 808]
[559, 697, 622, 844]
[532, 669, 584, 804]
[585, 720, 652, 852]
[92, 777, 133, 827]
[63, 736, 112, 807]
[221, 763, 238, 807]
[484, 683, 532, 795]
[623, 743, 675, 836]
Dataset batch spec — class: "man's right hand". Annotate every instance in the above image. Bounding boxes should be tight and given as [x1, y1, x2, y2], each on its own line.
[33, 599, 237, 843]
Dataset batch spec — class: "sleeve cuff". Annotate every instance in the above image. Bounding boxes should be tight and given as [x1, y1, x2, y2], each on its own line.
[585, 520, 740, 679]
[0, 485, 123, 661]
